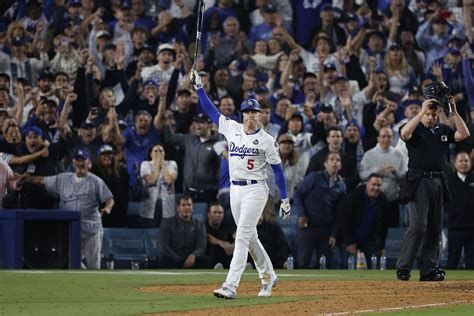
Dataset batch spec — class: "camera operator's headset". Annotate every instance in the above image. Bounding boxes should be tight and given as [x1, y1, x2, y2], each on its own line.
[423, 82, 452, 114]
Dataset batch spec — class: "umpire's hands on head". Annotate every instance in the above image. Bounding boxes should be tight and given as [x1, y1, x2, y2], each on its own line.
[279, 198, 291, 220]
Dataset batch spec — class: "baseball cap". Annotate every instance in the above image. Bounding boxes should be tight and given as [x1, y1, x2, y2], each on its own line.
[27, 0, 43, 7]
[321, 4, 333, 11]
[409, 86, 423, 96]
[446, 47, 461, 55]
[121, 0, 132, 10]
[157, 43, 175, 54]
[193, 113, 211, 123]
[323, 63, 337, 72]
[240, 98, 261, 112]
[389, 43, 402, 50]
[344, 119, 365, 138]
[98, 144, 114, 155]
[137, 44, 154, 55]
[255, 86, 269, 94]
[37, 69, 53, 81]
[80, 120, 96, 129]
[332, 75, 348, 84]
[143, 78, 159, 88]
[118, 120, 128, 128]
[278, 134, 294, 143]
[95, 30, 111, 39]
[263, 4, 278, 13]
[68, 0, 82, 6]
[73, 148, 91, 160]
[344, 12, 358, 22]
[24, 126, 43, 137]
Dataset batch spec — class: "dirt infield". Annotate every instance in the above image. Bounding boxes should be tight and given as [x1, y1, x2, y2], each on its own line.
[140, 280, 474, 315]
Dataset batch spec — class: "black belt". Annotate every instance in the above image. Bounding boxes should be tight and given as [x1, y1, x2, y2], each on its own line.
[422, 171, 444, 178]
[231, 180, 258, 186]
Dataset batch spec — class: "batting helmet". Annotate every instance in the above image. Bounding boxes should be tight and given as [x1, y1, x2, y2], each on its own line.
[423, 82, 451, 110]
[240, 98, 261, 112]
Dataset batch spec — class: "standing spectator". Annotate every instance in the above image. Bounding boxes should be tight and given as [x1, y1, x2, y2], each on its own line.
[446, 152, 474, 269]
[162, 113, 219, 203]
[24, 149, 114, 269]
[342, 120, 365, 170]
[306, 126, 359, 191]
[294, 152, 347, 268]
[338, 173, 390, 269]
[259, 101, 280, 139]
[122, 110, 161, 188]
[276, 133, 301, 200]
[359, 127, 407, 228]
[206, 203, 235, 269]
[383, 44, 418, 97]
[396, 95, 470, 281]
[140, 44, 177, 82]
[91, 145, 129, 228]
[139, 144, 177, 227]
[158, 195, 212, 268]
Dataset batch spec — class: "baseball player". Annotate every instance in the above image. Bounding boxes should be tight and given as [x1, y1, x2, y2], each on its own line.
[190, 71, 291, 299]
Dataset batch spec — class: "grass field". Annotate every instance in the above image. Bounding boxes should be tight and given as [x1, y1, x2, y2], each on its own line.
[0, 270, 473, 315]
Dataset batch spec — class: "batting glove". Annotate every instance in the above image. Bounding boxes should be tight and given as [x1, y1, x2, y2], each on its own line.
[190, 70, 202, 90]
[279, 198, 291, 220]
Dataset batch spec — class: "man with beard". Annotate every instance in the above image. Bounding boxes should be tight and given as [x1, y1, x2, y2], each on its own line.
[24, 148, 114, 269]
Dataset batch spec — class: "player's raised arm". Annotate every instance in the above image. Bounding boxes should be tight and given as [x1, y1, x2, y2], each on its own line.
[190, 71, 221, 126]
[271, 163, 291, 220]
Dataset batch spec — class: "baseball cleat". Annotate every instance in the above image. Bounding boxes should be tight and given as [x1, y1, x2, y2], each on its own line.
[213, 287, 237, 299]
[258, 277, 278, 297]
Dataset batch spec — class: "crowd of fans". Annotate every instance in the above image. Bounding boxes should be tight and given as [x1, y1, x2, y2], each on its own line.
[0, 0, 473, 269]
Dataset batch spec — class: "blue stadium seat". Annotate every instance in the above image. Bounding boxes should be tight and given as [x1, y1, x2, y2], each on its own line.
[127, 202, 141, 216]
[193, 202, 208, 222]
[385, 228, 406, 269]
[101, 228, 147, 262]
[144, 228, 160, 257]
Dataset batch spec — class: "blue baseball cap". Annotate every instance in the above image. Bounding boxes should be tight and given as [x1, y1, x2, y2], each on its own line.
[11, 37, 26, 46]
[73, 148, 91, 160]
[321, 4, 333, 11]
[255, 86, 269, 94]
[68, 0, 82, 6]
[446, 47, 461, 55]
[332, 75, 348, 84]
[80, 120, 96, 129]
[143, 78, 159, 88]
[24, 126, 43, 137]
[240, 98, 261, 112]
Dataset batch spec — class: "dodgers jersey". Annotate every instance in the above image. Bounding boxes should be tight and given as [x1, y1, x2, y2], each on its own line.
[218, 115, 281, 181]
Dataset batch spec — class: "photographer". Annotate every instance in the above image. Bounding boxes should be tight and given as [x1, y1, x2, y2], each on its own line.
[396, 82, 470, 282]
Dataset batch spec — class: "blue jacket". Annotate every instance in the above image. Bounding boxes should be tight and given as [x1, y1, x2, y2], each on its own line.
[293, 170, 346, 236]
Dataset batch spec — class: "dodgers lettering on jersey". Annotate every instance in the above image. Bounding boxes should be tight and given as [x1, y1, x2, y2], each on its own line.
[219, 115, 281, 180]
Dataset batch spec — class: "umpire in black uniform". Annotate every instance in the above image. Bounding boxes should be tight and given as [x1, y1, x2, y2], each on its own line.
[396, 82, 470, 281]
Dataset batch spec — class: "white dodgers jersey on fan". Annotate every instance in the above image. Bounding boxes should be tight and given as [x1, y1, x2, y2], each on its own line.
[219, 115, 281, 180]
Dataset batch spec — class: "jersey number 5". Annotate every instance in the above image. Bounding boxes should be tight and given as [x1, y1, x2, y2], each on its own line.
[247, 159, 254, 170]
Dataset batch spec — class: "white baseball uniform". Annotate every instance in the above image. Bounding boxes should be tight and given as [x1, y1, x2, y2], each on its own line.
[218, 115, 281, 291]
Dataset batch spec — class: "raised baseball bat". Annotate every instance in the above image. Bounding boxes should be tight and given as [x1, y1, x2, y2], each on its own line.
[192, 0, 206, 70]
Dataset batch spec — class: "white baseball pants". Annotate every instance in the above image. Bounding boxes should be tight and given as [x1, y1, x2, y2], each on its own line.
[223, 181, 275, 292]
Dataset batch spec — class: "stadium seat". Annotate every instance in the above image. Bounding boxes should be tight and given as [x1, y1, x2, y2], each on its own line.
[193, 202, 208, 222]
[101, 228, 147, 265]
[127, 202, 141, 216]
[385, 228, 406, 269]
[144, 228, 160, 257]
